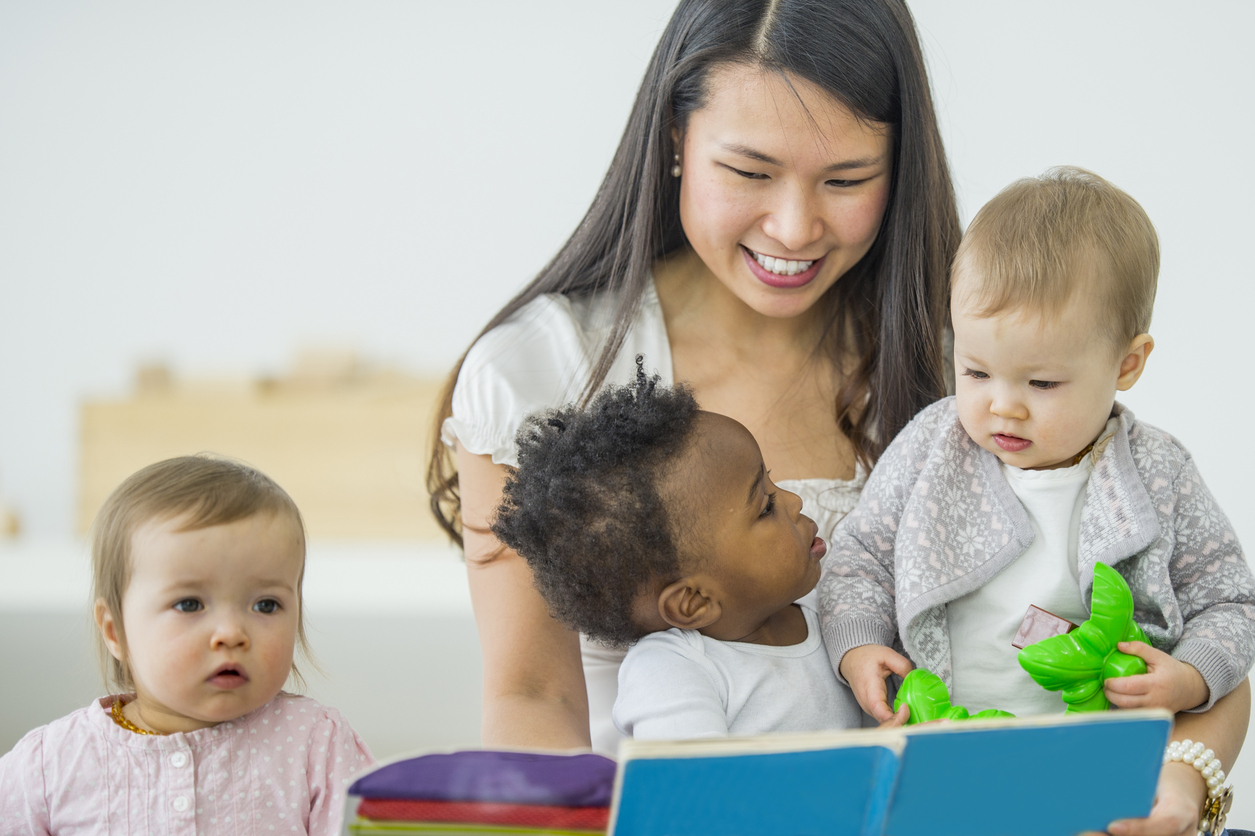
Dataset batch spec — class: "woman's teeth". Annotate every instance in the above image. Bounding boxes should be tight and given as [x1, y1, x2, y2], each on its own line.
[752, 251, 815, 276]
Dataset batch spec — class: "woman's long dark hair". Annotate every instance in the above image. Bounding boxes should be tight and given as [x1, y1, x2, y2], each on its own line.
[428, 0, 960, 546]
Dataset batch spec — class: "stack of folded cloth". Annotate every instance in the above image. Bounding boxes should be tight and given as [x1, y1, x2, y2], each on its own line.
[346, 750, 618, 835]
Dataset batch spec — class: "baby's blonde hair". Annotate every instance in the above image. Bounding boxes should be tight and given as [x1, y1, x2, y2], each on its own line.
[954, 166, 1159, 350]
[91, 455, 310, 693]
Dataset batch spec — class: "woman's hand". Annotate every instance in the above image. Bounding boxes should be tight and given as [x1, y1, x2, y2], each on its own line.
[1103, 678, 1250, 836]
[1104, 762, 1205, 836]
[458, 442, 592, 750]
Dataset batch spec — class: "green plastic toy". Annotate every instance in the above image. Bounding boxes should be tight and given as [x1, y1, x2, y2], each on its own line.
[1017, 562, 1149, 712]
[893, 668, 1016, 724]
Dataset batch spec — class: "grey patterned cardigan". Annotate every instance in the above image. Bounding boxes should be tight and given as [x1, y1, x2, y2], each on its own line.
[818, 397, 1255, 711]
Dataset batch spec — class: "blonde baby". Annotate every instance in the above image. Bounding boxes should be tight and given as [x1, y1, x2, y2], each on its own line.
[820, 167, 1255, 834]
[0, 456, 374, 835]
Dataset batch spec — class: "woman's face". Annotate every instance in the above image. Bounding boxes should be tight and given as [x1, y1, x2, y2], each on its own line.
[678, 63, 893, 320]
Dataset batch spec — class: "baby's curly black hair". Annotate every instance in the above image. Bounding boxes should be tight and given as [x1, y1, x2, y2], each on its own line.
[492, 356, 700, 648]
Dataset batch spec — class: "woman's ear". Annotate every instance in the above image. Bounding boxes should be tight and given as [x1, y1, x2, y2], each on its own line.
[658, 578, 720, 631]
[94, 598, 125, 662]
[670, 126, 684, 168]
[1116, 333, 1155, 391]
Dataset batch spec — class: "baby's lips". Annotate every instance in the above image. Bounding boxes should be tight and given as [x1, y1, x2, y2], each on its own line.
[207, 663, 250, 682]
[810, 536, 827, 559]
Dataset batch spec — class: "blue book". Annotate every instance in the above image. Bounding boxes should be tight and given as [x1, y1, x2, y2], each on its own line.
[608, 710, 1172, 836]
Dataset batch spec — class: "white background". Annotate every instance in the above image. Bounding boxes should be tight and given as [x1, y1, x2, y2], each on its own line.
[2, 1, 1252, 542]
[2, 0, 1254, 814]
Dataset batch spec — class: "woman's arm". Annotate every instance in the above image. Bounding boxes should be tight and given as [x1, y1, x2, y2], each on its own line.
[457, 442, 592, 750]
[1108, 677, 1250, 836]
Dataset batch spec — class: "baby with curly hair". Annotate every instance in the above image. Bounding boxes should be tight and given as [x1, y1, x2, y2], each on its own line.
[493, 360, 882, 740]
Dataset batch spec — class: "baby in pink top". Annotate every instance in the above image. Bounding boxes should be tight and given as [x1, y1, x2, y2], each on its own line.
[0, 456, 375, 835]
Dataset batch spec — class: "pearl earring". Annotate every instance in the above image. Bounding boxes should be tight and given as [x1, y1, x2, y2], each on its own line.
[671, 153, 682, 178]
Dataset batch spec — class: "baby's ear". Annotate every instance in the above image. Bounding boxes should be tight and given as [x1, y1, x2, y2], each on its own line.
[94, 599, 125, 662]
[1116, 333, 1154, 391]
[658, 579, 721, 631]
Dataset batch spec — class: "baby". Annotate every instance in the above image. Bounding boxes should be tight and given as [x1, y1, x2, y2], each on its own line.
[493, 361, 884, 740]
[820, 167, 1255, 723]
[0, 456, 374, 835]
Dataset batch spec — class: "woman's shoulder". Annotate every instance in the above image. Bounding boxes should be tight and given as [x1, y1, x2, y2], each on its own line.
[461, 283, 665, 379]
[458, 293, 601, 404]
[446, 283, 670, 466]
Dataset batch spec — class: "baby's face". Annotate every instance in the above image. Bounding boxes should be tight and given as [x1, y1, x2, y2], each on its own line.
[678, 413, 827, 639]
[117, 510, 303, 732]
[952, 285, 1127, 470]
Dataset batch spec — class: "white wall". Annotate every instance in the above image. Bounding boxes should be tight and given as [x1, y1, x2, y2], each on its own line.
[2, 1, 1251, 541]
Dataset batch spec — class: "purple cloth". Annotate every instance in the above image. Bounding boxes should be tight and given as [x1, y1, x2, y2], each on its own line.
[349, 750, 617, 807]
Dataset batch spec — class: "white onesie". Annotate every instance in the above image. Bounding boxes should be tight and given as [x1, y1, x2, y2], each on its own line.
[613, 591, 864, 740]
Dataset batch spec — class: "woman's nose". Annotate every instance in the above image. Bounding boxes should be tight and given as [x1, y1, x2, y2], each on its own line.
[762, 189, 823, 252]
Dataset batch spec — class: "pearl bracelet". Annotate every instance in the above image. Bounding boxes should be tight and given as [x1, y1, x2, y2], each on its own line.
[1164, 739, 1227, 799]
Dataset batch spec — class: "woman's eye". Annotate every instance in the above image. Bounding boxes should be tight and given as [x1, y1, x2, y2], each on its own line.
[962, 369, 989, 380]
[760, 491, 777, 518]
[729, 166, 769, 180]
[254, 599, 281, 615]
[173, 598, 202, 613]
[1029, 380, 1060, 390]
[826, 178, 860, 188]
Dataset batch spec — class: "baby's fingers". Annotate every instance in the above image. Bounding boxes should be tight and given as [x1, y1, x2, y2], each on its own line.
[848, 671, 892, 720]
[882, 649, 914, 679]
[1105, 688, 1154, 709]
[876, 704, 909, 729]
[1105, 672, 1155, 696]
[1118, 641, 1171, 666]
[863, 685, 896, 722]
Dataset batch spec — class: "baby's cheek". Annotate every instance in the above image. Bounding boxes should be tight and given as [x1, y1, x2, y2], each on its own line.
[263, 628, 299, 679]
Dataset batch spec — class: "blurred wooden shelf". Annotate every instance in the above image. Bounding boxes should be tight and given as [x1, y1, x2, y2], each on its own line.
[79, 354, 449, 541]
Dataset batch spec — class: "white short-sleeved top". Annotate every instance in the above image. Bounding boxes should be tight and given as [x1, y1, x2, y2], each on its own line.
[442, 280, 867, 755]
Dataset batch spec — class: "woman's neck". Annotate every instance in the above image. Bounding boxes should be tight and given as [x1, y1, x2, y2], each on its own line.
[653, 247, 856, 483]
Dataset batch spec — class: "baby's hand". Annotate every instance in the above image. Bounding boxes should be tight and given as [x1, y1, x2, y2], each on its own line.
[1104, 641, 1209, 713]
[839, 644, 914, 722]
[876, 703, 910, 729]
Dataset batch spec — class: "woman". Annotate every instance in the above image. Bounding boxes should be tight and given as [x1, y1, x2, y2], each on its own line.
[430, 0, 956, 752]
[428, 2, 1246, 833]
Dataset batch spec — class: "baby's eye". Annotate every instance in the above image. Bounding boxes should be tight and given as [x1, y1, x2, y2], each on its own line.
[173, 598, 202, 613]
[253, 599, 281, 615]
[1029, 380, 1060, 390]
[760, 491, 777, 518]
[962, 368, 989, 380]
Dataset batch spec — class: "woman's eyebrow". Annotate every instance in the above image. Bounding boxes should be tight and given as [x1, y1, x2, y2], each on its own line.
[720, 142, 781, 166]
[718, 142, 885, 173]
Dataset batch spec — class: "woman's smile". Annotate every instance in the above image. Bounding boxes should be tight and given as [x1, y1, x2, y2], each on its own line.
[742, 246, 825, 288]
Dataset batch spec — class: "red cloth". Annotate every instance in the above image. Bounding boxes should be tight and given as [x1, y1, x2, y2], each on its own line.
[357, 798, 609, 830]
